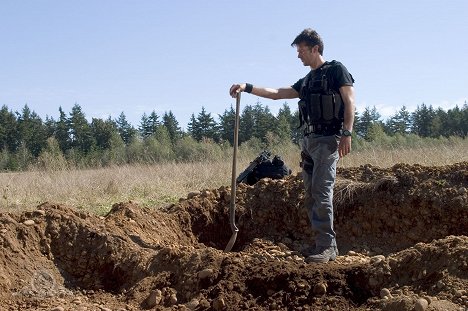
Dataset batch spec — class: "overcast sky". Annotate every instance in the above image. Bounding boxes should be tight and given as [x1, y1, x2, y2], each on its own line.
[1, 0, 467, 129]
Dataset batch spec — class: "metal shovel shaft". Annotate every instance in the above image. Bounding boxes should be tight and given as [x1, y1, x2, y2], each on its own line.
[224, 92, 241, 252]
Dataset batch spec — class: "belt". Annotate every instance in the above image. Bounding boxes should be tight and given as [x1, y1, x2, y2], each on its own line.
[303, 124, 340, 136]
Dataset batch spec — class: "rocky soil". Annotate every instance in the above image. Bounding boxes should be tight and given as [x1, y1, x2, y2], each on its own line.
[0, 162, 467, 311]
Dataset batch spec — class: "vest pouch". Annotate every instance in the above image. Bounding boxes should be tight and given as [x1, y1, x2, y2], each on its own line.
[308, 94, 322, 123]
[298, 99, 309, 124]
[321, 94, 335, 122]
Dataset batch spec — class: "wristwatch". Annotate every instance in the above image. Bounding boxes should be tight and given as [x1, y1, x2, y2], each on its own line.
[341, 129, 352, 137]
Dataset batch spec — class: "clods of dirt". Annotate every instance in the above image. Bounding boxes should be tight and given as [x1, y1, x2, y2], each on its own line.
[0, 162, 467, 310]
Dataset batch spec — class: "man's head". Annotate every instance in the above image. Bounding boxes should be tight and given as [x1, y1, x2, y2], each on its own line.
[291, 28, 324, 55]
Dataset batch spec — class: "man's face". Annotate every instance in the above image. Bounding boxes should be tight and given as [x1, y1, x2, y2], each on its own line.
[296, 43, 316, 66]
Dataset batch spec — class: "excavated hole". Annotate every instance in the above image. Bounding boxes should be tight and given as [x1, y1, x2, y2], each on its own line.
[46, 220, 136, 292]
[188, 211, 235, 250]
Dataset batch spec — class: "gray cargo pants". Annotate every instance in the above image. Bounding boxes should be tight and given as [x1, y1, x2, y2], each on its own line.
[301, 134, 339, 247]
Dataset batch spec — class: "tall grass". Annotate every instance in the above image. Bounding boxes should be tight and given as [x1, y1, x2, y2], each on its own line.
[0, 137, 466, 214]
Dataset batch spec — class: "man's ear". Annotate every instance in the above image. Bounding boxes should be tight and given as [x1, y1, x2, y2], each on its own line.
[312, 45, 319, 53]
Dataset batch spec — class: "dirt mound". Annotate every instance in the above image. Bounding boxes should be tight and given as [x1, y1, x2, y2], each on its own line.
[0, 162, 467, 310]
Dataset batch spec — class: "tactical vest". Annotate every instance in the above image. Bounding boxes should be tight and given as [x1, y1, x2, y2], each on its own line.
[298, 62, 344, 130]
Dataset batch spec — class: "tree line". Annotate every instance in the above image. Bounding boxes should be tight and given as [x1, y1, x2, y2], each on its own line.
[0, 101, 467, 170]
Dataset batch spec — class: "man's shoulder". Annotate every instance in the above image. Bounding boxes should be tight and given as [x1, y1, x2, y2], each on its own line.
[325, 60, 354, 86]
[325, 60, 352, 76]
[325, 60, 347, 70]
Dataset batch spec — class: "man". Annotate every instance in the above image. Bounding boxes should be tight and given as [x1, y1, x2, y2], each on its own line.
[229, 28, 355, 263]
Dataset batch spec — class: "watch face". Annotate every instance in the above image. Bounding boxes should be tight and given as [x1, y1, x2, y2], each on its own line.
[342, 130, 352, 136]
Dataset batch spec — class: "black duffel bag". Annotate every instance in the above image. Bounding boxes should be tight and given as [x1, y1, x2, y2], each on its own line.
[245, 154, 292, 185]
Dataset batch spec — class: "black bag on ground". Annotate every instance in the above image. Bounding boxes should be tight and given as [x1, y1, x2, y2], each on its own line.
[238, 152, 292, 185]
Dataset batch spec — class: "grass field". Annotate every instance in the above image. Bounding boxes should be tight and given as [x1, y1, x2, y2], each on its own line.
[1, 139, 467, 214]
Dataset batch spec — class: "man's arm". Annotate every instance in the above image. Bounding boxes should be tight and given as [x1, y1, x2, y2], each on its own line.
[229, 83, 299, 100]
[338, 85, 355, 158]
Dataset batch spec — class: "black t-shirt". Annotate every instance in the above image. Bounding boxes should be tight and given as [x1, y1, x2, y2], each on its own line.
[292, 60, 354, 98]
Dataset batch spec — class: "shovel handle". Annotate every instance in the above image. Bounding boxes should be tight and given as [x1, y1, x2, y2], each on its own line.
[224, 92, 241, 252]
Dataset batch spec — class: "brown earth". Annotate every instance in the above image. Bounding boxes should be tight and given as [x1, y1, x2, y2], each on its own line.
[0, 162, 467, 311]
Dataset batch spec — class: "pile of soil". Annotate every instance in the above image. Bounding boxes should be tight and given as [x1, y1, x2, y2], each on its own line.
[0, 162, 467, 311]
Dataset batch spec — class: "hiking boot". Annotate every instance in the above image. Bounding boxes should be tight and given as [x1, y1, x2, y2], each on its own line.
[302, 245, 339, 257]
[304, 246, 337, 263]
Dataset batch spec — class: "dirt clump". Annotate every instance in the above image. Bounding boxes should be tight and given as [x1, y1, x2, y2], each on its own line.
[0, 162, 466, 310]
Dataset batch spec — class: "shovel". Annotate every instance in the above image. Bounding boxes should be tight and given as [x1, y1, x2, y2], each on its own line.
[224, 92, 241, 252]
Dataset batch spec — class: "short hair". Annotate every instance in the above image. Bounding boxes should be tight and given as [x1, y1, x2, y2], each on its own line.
[291, 28, 324, 55]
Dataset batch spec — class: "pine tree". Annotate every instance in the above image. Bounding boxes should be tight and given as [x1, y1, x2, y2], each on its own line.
[91, 118, 119, 150]
[0, 105, 19, 152]
[386, 106, 412, 135]
[68, 103, 95, 153]
[139, 113, 149, 138]
[275, 103, 294, 141]
[44, 115, 56, 138]
[239, 105, 255, 144]
[291, 109, 302, 144]
[411, 103, 435, 137]
[252, 102, 276, 142]
[16, 105, 47, 157]
[162, 111, 182, 143]
[430, 108, 446, 137]
[138, 110, 161, 139]
[148, 110, 160, 135]
[187, 113, 201, 141]
[355, 106, 381, 140]
[55, 107, 71, 153]
[116, 112, 136, 144]
[218, 106, 236, 145]
[443, 106, 464, 137]
[196, 107, 219, 142]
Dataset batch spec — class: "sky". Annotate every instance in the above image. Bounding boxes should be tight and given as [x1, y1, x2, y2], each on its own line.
[1, 0, 467, 130]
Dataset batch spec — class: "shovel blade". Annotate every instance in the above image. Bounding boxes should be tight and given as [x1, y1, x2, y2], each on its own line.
[224, 231, 238, 252]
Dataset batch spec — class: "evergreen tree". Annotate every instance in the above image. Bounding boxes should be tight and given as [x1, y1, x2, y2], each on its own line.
[386, 106, 412, 135]
[443, 105, 464, 137]
[116, 112, 136, 144]
[162, 111, 182, 143]
[16, 105, 47, 157]
[139, 110, 161, 138]
[44, 115, 56, 138]
[355, 106, 381, 140]
[139, 113, 150, 138]
[196, 106, 219, 142]
[0, 105, 19, 152]
[291, 109, 302, 144]
[430, 107, 446, 137]
[148, 110, 160, 134]
[218, 106, 236, 145]
[187, 113, 201, 141]
[239, 105, 255, 144]
[275, 103, 294, 141]
[252, 102, 276, 142]
[353, 109, 360, 133]
[91, 118, 119, 150]
[68, 103, 95, 153]
[55, 107, 71, 153]
[411, 103, 436, 137]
